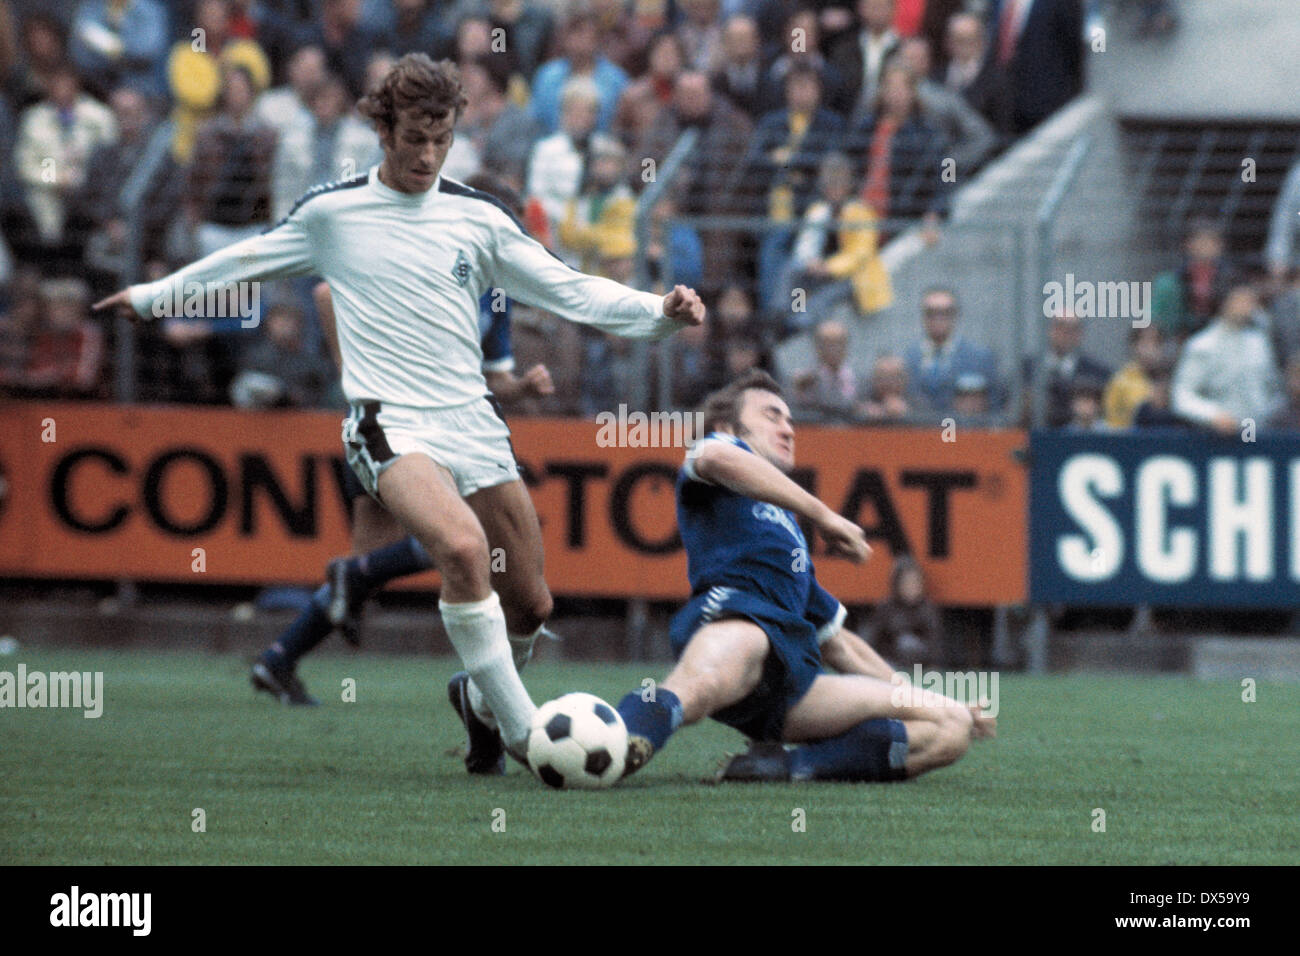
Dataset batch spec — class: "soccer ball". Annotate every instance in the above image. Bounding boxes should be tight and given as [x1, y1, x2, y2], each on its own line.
[527, 693, 628, 789]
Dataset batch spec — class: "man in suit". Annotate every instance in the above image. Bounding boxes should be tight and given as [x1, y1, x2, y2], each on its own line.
[712, 14, 766, 119]
[1023, 311, 1112, 428]
[943, 11, 1011, 135]
[903, 286, 1002, 414]
[988, 0, 1084, 135]
[829, 0, 902, 124]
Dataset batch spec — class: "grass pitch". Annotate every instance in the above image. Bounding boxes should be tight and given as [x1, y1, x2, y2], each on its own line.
[1, 649, 1296, 865]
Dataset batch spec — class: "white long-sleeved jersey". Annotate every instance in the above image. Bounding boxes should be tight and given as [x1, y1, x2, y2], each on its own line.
[130, 166, 678, 408]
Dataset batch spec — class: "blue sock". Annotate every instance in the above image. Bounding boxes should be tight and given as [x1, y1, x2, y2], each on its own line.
[617, 689, 684, 753]
[351, 536, 432, 591]
[263, 583, 333, 668]
[787, 718, 909, 782]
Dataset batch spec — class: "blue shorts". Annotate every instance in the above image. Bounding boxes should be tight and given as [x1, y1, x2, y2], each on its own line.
[669, 586, 823, 742]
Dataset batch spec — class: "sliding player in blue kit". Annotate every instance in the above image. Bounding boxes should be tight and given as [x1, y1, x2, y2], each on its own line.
[616, 370, 995, 783]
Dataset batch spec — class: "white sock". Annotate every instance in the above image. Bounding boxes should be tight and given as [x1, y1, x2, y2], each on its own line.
[440, 592, 536, 751]
[467, 623, 546, 729]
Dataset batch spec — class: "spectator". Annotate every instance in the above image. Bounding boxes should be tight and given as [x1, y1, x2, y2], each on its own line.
[558, 134, 636, 275]
[1131, 361, 1185, 428]
[643, 192, 705, 293]
[188, 65, 277, 256]
[389, 0, 444, 59]
[1022, 311, 1110, 427]
[69, 0, 169, 100]
[1065, 376, 1109, 431]
[487, 0, 555, 81]
[760, 7, 851, 118]
[271, 72, 380, 221]
[951, 371, 993, 420]
[0, 265, 41, 394]
[849, 64, 952, 238]
[668, 296, 724, 409]
[0, 2, 14, 85]
[861, 352, 911, 422]
[8, 13, 66, 109]
[990, 0, 1084, 135]
[897, 35, 996, 175]
[722, 330, 770, 379]
[1102, 324, 1167, 429]
[530, 7, 629, 135]
[526, 75, 601, 252]
[166, 0, 270, 163]
[635, 70, 753, 290]
[1266, 353, 1300, 431]
[1151, 217, 1239, 343]
[942, 10, 1010, 135]
[1172, 284, 1284, 436]
[711, 15, 765, 118]
[676, 0, 725, 74]
[1269, 268, 1300, 367]
[865, 554, 941, 669]
[254, 45, 327, 135]
[299, 0, 390, 99]
[590, 0, 653, 75]
[737, 63, 844, 223]
[13, 65, 117, 254]
[456, 54, 540, 188]
[226, 0, 302, 73]
[789, 317, 868, 421]
[899, 0, 970, 76]
[779, 150, 892, 330]
[828, 0, 901, 123]
[1266, 159, 1300, 293]
[19, 277, 105, 399]
[614, 31, 685, 148]
[73, 84, 180, 284]
[230, 302, 336, 408]
[903, 286, 1000, 415]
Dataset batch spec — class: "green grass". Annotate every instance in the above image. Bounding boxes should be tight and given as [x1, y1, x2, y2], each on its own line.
[1, 649, 1296, 864]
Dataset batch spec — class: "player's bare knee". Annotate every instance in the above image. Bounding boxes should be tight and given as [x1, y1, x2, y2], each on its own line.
[435, 532, 491, 593]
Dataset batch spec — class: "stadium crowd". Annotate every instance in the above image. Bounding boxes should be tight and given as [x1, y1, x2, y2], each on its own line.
[0, 0, 1294, 437]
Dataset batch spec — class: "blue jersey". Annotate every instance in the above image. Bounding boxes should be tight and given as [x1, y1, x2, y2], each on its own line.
[677, 433, 845, 638]
[478, 292, 513, 372]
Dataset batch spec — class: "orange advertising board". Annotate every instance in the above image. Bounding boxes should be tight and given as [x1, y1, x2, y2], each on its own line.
[0, 402, 1027, 604]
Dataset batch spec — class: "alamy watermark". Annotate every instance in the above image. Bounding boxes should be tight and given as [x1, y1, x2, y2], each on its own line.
[1043, 273, 1151, 328]
[890, 665, 999, 717]
[0, 665, 103, 718]
[595, 404, 705, 448]
[150, 279, 261, 327]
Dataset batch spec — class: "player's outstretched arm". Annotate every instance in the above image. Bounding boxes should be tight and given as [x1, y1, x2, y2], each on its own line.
[693, 440, 871, 563]
[489, 209, 703, 340]
[93, 218, 315, 322]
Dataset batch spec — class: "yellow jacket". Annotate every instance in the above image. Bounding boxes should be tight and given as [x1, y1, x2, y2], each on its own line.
[168, 39, 271, 163]
[815, 200, 893, 316]
[559, 191, 638, 272]
[1103, 361, 1152, 428]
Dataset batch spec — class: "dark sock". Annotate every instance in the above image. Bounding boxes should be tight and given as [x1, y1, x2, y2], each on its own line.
[787, 718, 909, 782]
[353, 536, 432, 591]
[616, 689, 683, 753]
[262, 584, 333, 668]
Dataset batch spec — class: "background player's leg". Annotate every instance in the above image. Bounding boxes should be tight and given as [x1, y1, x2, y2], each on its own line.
[377, 453, 536, 752]
[251, 487, 407, 704]
[617, 619, 769, 774]
[782, 674, 980, 777]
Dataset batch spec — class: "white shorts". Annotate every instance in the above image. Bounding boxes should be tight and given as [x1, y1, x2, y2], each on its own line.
[342, 396, 520, 500]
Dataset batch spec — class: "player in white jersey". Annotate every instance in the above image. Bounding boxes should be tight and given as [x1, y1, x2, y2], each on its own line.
[96, 54, 705, 770]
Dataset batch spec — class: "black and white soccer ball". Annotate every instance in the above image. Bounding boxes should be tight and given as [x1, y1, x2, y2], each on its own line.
[526, 692, 628, 789]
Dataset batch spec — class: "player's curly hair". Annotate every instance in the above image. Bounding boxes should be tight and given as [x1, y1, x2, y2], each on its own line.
[358, 53, 467, 134]
[699, 369, 784, 435]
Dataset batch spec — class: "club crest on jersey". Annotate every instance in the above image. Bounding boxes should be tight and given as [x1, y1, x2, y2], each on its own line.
[452, 250, 472, 287]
